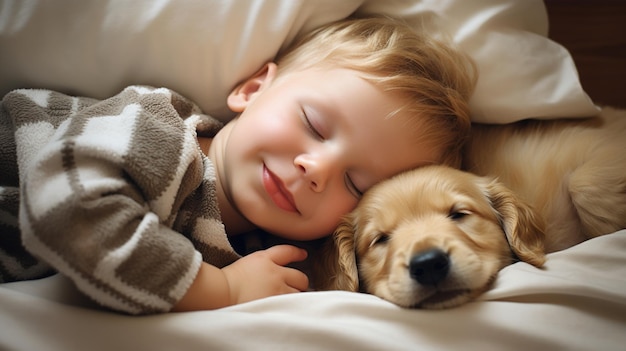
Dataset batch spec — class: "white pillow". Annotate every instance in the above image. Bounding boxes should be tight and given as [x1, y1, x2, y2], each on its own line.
[0, 0, 598, 124]
[357, 0, 599, 122]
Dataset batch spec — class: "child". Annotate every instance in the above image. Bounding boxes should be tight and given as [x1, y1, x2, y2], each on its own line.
[0, 16, 475, 314]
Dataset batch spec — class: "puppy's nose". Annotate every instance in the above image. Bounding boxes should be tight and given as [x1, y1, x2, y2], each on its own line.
[409, 248, 450, 285]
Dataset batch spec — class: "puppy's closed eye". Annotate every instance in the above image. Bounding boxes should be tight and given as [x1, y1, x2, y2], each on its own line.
[448, 208, 471, 221]
[370, 233, 390, 247]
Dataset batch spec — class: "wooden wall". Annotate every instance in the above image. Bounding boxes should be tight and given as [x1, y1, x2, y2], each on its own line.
[545, 0, 626, 108]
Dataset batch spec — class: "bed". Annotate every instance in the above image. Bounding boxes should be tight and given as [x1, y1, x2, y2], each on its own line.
[1, 1, 625, 350]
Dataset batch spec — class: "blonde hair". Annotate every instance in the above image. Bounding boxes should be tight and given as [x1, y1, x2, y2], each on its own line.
[275, 16, 477, 168]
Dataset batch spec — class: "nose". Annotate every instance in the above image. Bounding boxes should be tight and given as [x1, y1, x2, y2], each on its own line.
[409, 248, 450, 285]
[294, 153, 331, 192]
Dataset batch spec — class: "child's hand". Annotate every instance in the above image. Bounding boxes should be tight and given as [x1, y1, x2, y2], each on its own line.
[223, 245, 309, 305]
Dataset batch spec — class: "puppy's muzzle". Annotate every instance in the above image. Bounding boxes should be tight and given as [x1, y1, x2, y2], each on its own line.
[409, 248, 450, 285]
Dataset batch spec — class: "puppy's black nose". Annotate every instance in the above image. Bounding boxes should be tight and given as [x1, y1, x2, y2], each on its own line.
[409, 248, 450, 285]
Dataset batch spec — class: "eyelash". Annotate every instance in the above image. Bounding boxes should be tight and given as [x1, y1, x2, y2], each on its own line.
[301, 110, 324, 140]
[345, 174, 364, 198]
[301, 109, 363, 198]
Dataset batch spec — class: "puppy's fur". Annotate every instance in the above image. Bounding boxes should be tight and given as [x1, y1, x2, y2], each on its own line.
[312, 107, 626, 308]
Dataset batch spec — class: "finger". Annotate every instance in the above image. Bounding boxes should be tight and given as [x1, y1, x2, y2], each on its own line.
[283, 267, 310, 292]
[265, 245, 308, 266]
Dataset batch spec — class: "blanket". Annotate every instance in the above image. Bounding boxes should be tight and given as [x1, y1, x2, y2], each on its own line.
[2, 230, 626, 350]
[0, 86, 239, 314]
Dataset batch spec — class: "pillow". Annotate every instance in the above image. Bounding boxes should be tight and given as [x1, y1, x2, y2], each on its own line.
[0, 0, 363, 121]
[356, 0, 600, 123]
[0, 0, 598, 124]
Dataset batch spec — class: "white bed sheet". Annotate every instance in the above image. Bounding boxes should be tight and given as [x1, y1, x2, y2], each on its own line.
[2, 230, 625, 351]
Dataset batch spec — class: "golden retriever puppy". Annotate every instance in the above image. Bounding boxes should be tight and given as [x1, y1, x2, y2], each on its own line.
[312, 106, 626, 308]
[313, 165, 546, 308]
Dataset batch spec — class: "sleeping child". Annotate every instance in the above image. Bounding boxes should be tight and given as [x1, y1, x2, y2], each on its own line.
[0, 15, 475, 314]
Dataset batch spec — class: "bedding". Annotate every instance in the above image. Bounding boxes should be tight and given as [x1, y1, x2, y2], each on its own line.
[1, 231, 625, 351]
[1, 0, 625, 350]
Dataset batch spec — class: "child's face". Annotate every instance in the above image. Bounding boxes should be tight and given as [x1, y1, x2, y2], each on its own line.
[212, 63, 437, 240]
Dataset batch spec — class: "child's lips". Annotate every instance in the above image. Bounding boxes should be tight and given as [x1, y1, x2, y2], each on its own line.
[262, 165, 299, 213]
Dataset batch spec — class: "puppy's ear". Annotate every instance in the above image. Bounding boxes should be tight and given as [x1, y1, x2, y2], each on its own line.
[310, 215, 359, 292]
[483, 178, 547, 267]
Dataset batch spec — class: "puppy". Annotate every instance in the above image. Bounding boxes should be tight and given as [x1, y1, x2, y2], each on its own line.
[312, 106, 626, 308]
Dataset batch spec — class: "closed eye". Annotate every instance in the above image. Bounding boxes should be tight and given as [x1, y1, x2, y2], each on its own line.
[448, 209, 471, 220]
[300, 108, 324, 140]
[370, 232, 390, 247]
[345, 173, 363, 198]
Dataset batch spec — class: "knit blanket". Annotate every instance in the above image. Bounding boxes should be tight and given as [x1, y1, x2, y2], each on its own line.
[0, 86, 240, 314]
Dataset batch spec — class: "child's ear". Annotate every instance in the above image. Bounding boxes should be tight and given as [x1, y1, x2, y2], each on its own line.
[227, 62, 278, 112]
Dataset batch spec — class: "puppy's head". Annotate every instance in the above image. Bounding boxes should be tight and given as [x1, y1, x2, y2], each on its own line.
[313, 165, 546, 308]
